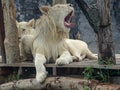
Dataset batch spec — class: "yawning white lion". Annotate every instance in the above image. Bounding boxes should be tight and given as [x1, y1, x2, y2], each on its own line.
[20, 4, 97, 83]
[33, 4, 75, 83]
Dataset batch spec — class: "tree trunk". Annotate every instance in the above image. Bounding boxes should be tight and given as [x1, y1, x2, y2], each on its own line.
[75, 0, 100, 34]
[97, 0, 116, 64]
[0, 77, 120, 90]
[75, 0, 116, 65]
[0, 0, 6, 63]
[52, 0, 66, 5]
[2, 0, 20, 64]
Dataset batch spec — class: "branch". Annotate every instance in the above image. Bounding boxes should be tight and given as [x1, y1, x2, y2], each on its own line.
[75, 0, 100, 33]
[0, 77, 120, 90]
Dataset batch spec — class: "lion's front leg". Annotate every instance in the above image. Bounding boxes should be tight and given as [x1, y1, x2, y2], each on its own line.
[19, 42, 27, 61]
[34, 53, 48, 83]
[55, 51, 73, 65]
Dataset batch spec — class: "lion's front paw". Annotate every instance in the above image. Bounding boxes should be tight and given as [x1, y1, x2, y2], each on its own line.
[55, 58, 70, 65]
[36, 72, 47, 83]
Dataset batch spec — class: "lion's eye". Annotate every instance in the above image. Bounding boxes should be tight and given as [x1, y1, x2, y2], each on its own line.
[23, 29, 26, 31]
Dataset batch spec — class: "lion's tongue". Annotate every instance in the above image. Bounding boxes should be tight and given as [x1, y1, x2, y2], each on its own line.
[64, 22, 75, 28]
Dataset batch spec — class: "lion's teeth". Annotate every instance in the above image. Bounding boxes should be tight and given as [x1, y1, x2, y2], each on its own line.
[64, 22, 74, 28]
[65, 22, 70, 26]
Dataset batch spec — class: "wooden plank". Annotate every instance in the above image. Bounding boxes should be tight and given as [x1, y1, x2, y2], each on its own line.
[0, 59, 120, 69]
[0, 56, 2, 62]
[0, 0, 6, 63]
[0, 54, 120, 69]
[52, 67, 57, 75]
[115, 54, 120, 64]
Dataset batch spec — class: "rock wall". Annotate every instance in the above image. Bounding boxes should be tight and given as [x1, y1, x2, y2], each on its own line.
[14, 0, 120, 53]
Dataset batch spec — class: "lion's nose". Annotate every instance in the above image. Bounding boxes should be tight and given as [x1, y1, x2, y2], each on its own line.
[18, 37, 21, 40]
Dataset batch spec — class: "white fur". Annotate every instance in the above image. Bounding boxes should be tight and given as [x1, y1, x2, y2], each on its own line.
[65, 39, 98, 61]
[33, 4, 74, 83]
[16, 19, 35, 40]
[16, 19, 35, 61]
[20, 35, 34, 61]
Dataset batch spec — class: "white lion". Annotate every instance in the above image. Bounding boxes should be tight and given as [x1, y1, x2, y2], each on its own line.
[16, 19, 35, 61]
[16, 19, 35, 41]
[32, 4, 75, 83]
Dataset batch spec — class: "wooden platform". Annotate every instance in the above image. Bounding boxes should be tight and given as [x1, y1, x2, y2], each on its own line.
[0, 54, 120, 70]
[0, 59, 120, 69]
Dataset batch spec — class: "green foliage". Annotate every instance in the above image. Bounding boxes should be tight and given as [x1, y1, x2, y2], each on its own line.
[83, 65, 95, 80]
[99, 57, 114, 65]
[83, 86, 89, 90]
[6, 71, 20, 82]
[96, 69, 110, 82]
[83, 65, 111, 82]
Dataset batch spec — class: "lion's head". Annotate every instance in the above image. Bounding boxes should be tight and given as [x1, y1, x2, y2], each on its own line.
[16, 19, 35, 41]
[40, 4, 74, 34]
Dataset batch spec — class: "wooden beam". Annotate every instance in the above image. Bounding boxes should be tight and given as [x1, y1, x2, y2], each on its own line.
[2, 0, 20, 63]
[0, 59, 120, 69]
[0, 0, 6, 63]
[96, 0, 116, 64]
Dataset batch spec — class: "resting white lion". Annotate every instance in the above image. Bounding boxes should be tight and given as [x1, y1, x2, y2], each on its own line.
[16, 19, 35, 61]
[16, 19, 35, 41]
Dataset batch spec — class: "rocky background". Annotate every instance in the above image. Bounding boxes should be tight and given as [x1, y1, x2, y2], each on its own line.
[14, 0, 120, 53]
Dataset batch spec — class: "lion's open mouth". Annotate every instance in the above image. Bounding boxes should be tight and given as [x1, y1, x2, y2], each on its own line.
[64, 10, 74, 28]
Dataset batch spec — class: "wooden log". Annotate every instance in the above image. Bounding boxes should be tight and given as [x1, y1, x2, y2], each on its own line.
[2, 0, 20, 63]
[0, 77, 120, 90]
[96, 0, 116, 64]
[0, 0, 6, 63]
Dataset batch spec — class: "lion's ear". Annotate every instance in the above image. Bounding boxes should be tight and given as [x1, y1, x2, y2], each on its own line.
[28, 19, 35, 27]
[40, 6, 51, 15]
[16, 20, 19, 28]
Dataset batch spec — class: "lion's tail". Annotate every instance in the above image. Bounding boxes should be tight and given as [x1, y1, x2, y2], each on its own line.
[86, 49, 98, 60]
